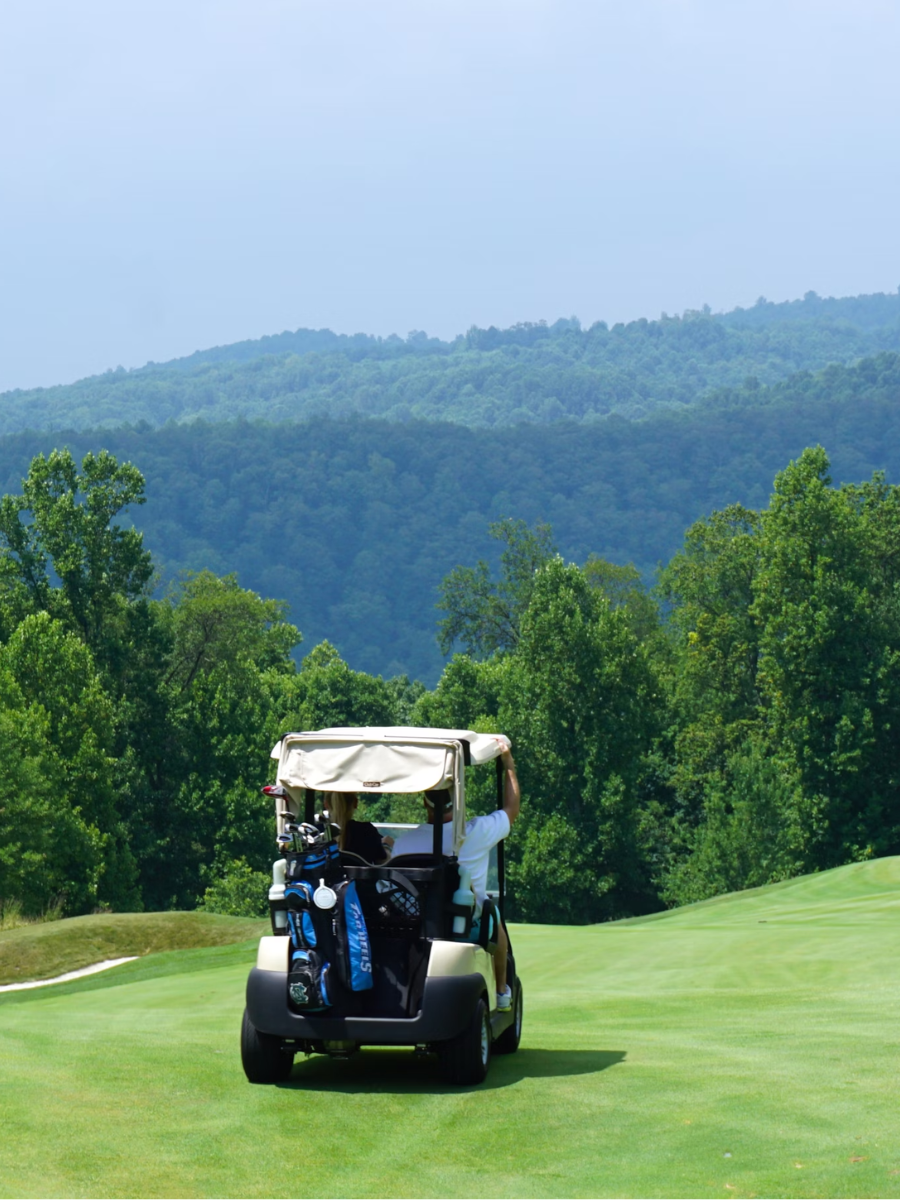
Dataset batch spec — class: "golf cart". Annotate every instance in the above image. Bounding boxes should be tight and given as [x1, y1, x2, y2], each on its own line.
[241, 726, 523, 1085]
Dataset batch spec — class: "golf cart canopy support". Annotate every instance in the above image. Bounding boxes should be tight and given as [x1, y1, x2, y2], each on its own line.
[269, 726, 511, 856]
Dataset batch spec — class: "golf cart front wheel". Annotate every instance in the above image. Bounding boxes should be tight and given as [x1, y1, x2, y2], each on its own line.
[493, 980, 523, 1055]
[437, 996, 491, 1085]
[241, 1007, 294, 1084]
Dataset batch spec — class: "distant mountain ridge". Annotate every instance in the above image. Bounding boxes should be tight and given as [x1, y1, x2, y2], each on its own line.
[2, 289, 899, 437]
[716, 288, 900, 331]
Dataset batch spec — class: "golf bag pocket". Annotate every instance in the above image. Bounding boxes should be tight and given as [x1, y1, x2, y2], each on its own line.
[286, 906, 317, 949]
[285, 882, 317, 942]
[288, 949, 331, 1011]
[333, 880, 373, 992]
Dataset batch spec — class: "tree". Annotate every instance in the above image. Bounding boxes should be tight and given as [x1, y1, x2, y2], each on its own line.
[658, 447, 900, 904]
[752, 448, 900, 867]
[197, 858, 270, 917]
[412, 653, 506, 732]
[0, 664, 60, 917]
[657, 504, 763, 825]
[583, 556, 660, 641]
[661, 742, 804, 905]
[437, 519, 556, 658]
[0, 614, 136, 914]
[138, 573, 301, 910]
[283, 641, 397, 732]
[0, 450, 185, 911]
[161, 571, 299, 694]
[499, 558, 662, 922]
[0, 449, 152, 661]
[411, 653, 511, 821]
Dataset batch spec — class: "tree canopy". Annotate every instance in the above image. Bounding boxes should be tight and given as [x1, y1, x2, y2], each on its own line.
[2, 443, 900, 923]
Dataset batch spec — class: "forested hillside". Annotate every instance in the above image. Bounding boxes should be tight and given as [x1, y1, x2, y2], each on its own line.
[1, 350, 898, 682]
[2, 291, 898, 436]
[3, 291, 900, 923]
[3, 445, 900, 924]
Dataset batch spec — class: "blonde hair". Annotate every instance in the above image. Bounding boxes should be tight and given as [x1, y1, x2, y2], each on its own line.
[325, 792, 358, 851]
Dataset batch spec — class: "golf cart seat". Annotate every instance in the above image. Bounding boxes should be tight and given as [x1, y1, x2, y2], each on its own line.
[385, 853, 444, 868]
[339, 850, 376, 867]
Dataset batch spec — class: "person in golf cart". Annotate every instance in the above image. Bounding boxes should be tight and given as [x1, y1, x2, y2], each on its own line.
[325, 792, 391, 864]
[391, 746, 520, 1010]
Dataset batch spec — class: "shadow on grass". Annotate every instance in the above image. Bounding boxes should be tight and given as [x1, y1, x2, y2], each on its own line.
[276, 1047, 626, 1094]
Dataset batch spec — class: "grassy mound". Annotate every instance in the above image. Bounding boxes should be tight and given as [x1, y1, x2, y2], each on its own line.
[627, 852, 900, 927]
[0, 911, 268, 985]
[3, 858, 900, 1197]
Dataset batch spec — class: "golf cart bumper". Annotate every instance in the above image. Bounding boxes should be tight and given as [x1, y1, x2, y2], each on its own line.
[246, 967, 486, 1044]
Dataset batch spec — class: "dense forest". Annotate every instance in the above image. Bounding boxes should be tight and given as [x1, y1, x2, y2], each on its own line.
[2, 446, 899, 928]
[0, 349, 898, 681]
[2, 289, 900, 925]
[1, 290, 899, 436]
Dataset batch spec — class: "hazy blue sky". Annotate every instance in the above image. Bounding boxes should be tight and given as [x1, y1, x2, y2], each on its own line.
[1, 0, 898, 391]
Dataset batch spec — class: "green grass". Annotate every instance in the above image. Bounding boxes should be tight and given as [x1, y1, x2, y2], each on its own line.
[0, 911, 268, 985]
[3, 859, 900, 1198]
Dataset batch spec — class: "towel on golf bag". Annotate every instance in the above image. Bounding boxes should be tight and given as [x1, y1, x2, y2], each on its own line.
[285, 878, 373, 1010]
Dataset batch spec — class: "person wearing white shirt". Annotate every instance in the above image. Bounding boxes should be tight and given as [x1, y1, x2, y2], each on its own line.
[390, 748, 520, 1009]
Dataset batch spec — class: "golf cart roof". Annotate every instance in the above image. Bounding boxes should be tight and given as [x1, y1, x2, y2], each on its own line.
[270, 726, 510, 795]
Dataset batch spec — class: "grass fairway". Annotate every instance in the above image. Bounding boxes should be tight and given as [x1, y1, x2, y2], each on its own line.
[2, 860, 900, 1198]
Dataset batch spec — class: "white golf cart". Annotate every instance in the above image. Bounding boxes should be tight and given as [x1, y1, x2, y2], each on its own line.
[241, 726, 523, 1085]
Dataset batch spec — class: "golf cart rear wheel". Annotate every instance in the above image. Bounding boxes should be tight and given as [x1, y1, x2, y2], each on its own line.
[241, 1007, 294, 1084]
[493, 980, 523, 1055]
[437, 996, 491, 1085]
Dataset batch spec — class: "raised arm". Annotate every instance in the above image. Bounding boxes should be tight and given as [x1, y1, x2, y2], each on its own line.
[501, 748, 520, 826]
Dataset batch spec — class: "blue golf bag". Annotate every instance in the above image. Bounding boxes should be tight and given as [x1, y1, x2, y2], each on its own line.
[285, 871, 373, 1013]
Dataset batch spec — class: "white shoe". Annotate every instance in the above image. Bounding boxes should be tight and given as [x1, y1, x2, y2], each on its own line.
[496, 985, 512, 1011]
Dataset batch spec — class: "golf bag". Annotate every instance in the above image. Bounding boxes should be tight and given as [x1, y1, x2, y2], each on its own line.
[285, 875, 373, 1013]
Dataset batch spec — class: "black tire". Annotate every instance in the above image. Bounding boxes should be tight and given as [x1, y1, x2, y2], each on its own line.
[437, 996, 491, 1085]
[493, 980, 523, 1055]
[241, 1007, 294, 1084]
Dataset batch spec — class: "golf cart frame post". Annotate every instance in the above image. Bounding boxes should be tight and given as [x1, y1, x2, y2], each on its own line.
[495, 755, 505, 920]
